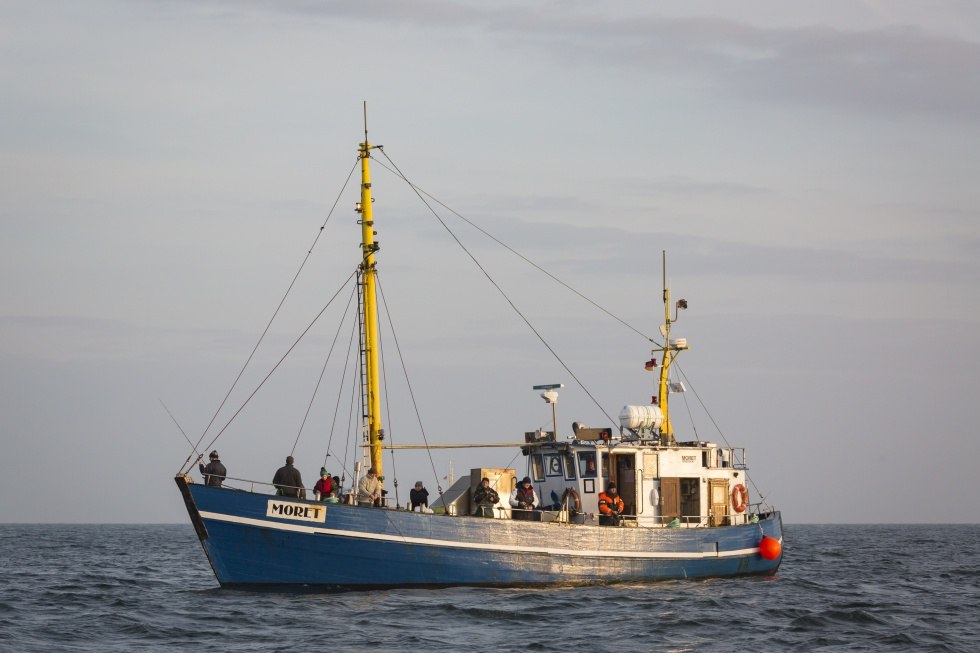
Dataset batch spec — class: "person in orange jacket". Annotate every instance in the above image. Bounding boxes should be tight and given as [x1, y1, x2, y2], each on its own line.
[598, 482, 625, 526]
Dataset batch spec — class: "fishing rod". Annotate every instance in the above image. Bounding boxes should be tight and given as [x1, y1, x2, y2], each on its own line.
[161, 399, 204, 474]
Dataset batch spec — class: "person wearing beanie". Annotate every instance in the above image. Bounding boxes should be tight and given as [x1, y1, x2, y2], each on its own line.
[509, 476, 540, 521]
[199, 450, 226, 488]
[410, 481, 429, 512]
[313, 467, 332, 501]
[272, 455, 304, 498]
[357, 466, 381, 507]
[598, 482, 625, 526]
[472, 477, 500, 518]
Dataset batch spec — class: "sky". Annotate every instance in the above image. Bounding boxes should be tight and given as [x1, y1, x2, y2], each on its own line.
[1, 0, 978, 524]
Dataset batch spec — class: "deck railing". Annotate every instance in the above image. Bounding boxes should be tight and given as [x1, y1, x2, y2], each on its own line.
[188, 476, 768, 527]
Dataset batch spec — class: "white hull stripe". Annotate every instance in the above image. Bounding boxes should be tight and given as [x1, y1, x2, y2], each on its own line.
[199, 510, 764, 560]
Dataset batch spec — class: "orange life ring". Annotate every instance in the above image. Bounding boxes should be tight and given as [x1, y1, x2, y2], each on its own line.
[731, 484, 748, 513]
[561, 487, 581, 513]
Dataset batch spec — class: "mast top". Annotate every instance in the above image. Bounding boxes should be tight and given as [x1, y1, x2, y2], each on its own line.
[655, 251, 689, 445]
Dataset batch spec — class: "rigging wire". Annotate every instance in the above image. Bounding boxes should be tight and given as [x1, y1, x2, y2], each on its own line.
[374, 159, 754, 498]
[376, 274, 445, 509]
[323, 300, 360, 471]
[376, 301, 400, 508]
[290, 283, 359, 458]
[371, 155, 662, 348]
[183, 156, 361, 473]
[340, 328, 361, 494]
[672, 361, 728, 448]
[671, 360, 771, 508]
[198, 270, 358, 458]
[677, 377, 700, 441]
[377, 148, 619, 429]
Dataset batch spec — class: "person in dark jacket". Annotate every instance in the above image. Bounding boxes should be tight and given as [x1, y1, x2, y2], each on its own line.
[472, 477, 500, 517]
[410, 481, 429, 511]
[273, 456, 304, 497]
[199, 450, 226, 487]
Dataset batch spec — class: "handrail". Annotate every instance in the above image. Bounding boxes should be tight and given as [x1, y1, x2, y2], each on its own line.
[188, 474, 321, 496]
[185, 475, 772, 528]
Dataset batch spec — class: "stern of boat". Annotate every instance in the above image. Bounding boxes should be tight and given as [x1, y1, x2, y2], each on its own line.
[759, 509, 784, 574]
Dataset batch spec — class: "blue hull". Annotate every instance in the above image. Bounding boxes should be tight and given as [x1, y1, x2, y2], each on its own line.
[177, 477, 782, 588]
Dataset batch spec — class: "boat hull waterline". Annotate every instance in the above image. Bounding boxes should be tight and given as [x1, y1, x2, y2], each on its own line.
[178, 478, 782, 588]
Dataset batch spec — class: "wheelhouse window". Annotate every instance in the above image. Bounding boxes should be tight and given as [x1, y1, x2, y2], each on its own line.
[563, 451, 576, 480]
[544, 453, 563, 477]
[578, 451, 597, 478]
[530, 454, 544, 481]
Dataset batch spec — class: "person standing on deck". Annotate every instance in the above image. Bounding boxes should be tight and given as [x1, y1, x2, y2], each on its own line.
[273, 456, 304, 498]
[357, 467, 382, 506]
[509, 476, 539, 521]
[199, 450, 226, 487]
[472, 477, 500, 517]
[598, 482, 625, 526]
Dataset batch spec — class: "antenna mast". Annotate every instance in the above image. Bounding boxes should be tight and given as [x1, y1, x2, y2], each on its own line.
[656, 251, 688, 445]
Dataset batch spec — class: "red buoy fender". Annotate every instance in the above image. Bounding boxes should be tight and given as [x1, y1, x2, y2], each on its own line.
[759, 536, 782, 560]
[731, 483, 748, 513]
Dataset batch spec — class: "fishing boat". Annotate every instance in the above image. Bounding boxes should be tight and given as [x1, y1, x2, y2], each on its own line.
[174, 117, 783, 589]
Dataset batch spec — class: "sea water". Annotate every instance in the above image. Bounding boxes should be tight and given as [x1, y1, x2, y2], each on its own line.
[0, 523, 977, 652]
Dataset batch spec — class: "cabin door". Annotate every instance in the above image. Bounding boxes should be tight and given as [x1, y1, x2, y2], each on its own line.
[660, 477, 680, 523]
[708, 478, 729, 526]
[611, 454, 637, 519]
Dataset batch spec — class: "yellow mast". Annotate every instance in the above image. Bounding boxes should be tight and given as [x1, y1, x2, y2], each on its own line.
[358, 105, 383, 476]
[657, 251, 688, 445]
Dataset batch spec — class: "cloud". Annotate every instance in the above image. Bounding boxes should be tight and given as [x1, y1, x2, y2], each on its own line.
[222, 1, 980, 120]
[406, 207, 977, 286]
[628, 177, 770, 197]
[0, 314, 252, 363]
